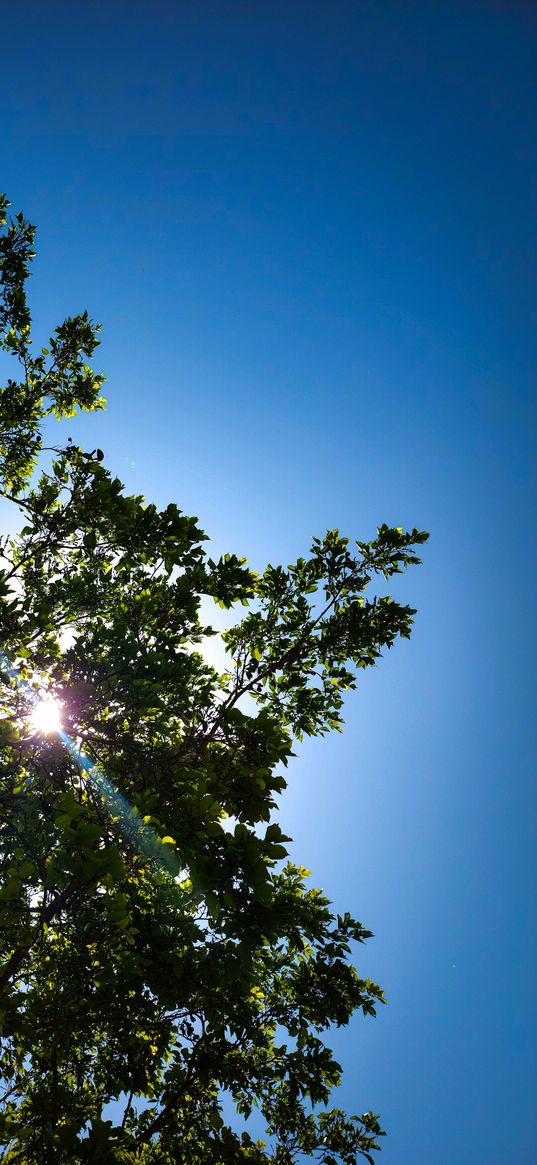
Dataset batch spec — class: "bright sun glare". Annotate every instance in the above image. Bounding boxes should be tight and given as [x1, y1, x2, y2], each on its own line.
[30, 697, 62, 735]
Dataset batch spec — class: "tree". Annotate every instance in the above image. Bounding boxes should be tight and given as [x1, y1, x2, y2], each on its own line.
[0, 194, 428, 1164]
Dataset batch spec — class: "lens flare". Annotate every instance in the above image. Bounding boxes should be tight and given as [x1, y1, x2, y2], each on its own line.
[0, 648, 180, 878]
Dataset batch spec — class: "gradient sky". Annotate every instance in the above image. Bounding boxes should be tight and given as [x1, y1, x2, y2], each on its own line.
[2, 2, 536, 1162]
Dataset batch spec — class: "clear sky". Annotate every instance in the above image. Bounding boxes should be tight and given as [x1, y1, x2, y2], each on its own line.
[2, 2, 536, 1161]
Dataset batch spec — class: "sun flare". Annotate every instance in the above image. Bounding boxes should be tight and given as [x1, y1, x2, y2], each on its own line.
[30, 697, 62, 735]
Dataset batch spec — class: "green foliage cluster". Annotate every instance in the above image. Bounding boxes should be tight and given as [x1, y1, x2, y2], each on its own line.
[0, 196, 427, 1163]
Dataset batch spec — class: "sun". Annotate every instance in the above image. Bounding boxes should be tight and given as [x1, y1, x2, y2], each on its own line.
[30, 696, 62, 735]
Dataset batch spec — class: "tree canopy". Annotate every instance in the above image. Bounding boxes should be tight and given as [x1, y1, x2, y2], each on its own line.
[0, 195, 428, 1164]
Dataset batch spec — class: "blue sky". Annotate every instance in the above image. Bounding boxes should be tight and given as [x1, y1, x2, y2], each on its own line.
[2, 2, 536, 1161]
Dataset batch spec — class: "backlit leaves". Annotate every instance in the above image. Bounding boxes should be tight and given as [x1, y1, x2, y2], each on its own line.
[0, 198, 427, 1164]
